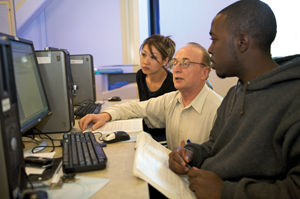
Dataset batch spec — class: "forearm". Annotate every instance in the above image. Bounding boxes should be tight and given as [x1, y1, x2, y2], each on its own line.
[221, 171, 300, 199]
[104, 97, 167, 128]
[104, 100, 148, 121]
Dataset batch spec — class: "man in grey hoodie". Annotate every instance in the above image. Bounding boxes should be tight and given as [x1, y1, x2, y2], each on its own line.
[169, 0, 300, 199]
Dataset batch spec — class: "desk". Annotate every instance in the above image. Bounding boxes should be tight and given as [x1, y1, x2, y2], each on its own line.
[25, 99, 149, 199]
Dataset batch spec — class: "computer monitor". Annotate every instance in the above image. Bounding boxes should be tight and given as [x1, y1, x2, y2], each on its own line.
[0, 36, 27, 199]
[0, 33, 52, 135]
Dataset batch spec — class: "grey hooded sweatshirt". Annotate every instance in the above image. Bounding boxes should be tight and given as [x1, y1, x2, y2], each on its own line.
[185, 58, 300, 199]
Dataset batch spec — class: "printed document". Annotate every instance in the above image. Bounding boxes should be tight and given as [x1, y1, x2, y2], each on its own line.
[133, 132, 196, 199]
[84, 118, 143, 134]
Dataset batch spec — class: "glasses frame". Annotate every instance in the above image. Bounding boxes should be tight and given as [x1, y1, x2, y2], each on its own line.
[170, 58, 207, 69]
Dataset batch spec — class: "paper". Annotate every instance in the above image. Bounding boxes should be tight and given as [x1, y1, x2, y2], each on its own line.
[51, 161, 63, 184]
[84, 118, 143, 137]
[24, 152, 56, 175]
[40, 176, 109, 199]
[133, 132, 196, 199]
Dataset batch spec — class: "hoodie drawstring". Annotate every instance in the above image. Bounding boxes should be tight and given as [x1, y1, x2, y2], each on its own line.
[228, 80, 249, 116]
[240, 82, 249, 116]
[228, 80, 239, 116]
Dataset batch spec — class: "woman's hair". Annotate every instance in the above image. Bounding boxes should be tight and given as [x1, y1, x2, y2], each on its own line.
[140, 34, 176, 69]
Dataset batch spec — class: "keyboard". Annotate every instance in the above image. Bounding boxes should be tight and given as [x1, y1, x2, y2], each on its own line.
[61, 131, 107, 173]
[74, 102, 102, 117]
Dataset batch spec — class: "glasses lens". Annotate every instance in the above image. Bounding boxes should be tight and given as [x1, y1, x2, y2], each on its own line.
[170, 60, 177, 67]
[182, 60, 190, 68]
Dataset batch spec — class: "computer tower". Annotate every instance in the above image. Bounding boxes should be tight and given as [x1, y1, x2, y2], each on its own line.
[35, 49, 75, 133]
[0, 37, 27, 198]
[70, 54, 96, 105]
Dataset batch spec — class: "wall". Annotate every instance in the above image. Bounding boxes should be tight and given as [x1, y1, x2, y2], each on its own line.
[17, 0, 300, 98]
[19, 0, 123, 68]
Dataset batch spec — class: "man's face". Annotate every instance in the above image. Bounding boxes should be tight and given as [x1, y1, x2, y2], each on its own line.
[208, 14, 238, 79]
[172, 46, 209, 94]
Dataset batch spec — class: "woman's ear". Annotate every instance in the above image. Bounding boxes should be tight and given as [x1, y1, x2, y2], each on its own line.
[162, 57, 169, 66]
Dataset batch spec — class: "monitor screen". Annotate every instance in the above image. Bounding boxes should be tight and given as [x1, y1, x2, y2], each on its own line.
[8, 37, 51, 134]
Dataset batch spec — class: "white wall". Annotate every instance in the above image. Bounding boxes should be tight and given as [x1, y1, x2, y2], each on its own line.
[262, 0, 300, 57]
[20, 0, 123, 68]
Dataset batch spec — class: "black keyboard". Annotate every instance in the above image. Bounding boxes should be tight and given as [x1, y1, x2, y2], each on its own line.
[61, 132, 107, 173]
[74, 102, 102, 117]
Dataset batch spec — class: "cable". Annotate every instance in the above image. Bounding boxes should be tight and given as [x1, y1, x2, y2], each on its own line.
[30, 128, 63, 153]
[21, 166, 34, 190]
[94, 132, 103, 142]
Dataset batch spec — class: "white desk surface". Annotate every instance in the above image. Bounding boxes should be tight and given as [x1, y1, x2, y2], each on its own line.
[25, 99, 149, 199]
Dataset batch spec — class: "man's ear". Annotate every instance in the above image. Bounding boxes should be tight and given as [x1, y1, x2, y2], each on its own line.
[202, 66, 210, 80]
[238, 33, 249, 53]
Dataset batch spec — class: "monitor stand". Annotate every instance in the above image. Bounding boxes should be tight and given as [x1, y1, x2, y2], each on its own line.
[22, 138, 48, 155]
[22, 128, 48, 154]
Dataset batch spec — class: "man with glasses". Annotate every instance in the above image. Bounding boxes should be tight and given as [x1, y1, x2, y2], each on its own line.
[79, 43, 223, 150]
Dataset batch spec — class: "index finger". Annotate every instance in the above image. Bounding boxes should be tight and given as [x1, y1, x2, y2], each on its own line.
[79, 114, 91, 131]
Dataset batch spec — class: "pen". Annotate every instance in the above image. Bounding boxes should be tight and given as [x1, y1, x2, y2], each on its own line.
[186, 163, 192, 170]
[185, 139, 192, 169]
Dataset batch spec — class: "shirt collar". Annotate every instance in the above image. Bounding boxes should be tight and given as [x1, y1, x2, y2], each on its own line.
[176, 84, 210, 115]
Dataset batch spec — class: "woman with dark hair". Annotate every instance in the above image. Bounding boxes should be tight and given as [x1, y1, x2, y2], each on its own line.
[136, 34, 176, 141]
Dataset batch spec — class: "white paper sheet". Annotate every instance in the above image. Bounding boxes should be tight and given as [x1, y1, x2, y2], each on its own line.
[133, 132, 196, 199]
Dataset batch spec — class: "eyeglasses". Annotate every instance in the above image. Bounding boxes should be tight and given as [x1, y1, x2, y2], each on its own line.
[169, 58, 207, 69]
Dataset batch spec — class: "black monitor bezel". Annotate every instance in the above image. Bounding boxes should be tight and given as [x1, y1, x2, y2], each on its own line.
[0, 32, 52, 135]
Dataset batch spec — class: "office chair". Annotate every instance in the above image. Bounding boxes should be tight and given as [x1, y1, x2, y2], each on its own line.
[206, 80, 213, 90]
[273, 54, 300, 66]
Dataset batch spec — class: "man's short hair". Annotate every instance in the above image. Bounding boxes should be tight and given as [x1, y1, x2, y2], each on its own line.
[187, 42, 211, 72]
[219, 0, 277, 51]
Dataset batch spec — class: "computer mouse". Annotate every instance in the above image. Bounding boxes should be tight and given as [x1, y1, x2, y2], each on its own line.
[108, 96, 121, 101]
[23, 190, 48, 199]
[102, 131, 130, 143]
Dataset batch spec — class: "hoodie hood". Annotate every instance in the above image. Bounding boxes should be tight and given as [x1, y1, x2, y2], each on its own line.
[229, 57, 300, 116]
[247, 57, 300, 91]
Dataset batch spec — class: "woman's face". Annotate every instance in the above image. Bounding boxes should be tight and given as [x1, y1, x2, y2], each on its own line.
[140, 44, 167, 75]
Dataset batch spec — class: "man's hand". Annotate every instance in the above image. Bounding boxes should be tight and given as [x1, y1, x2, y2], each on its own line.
[169, 147, 193, 174]
[188, 168, 224, 199]
[78, 112, 111, 131]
